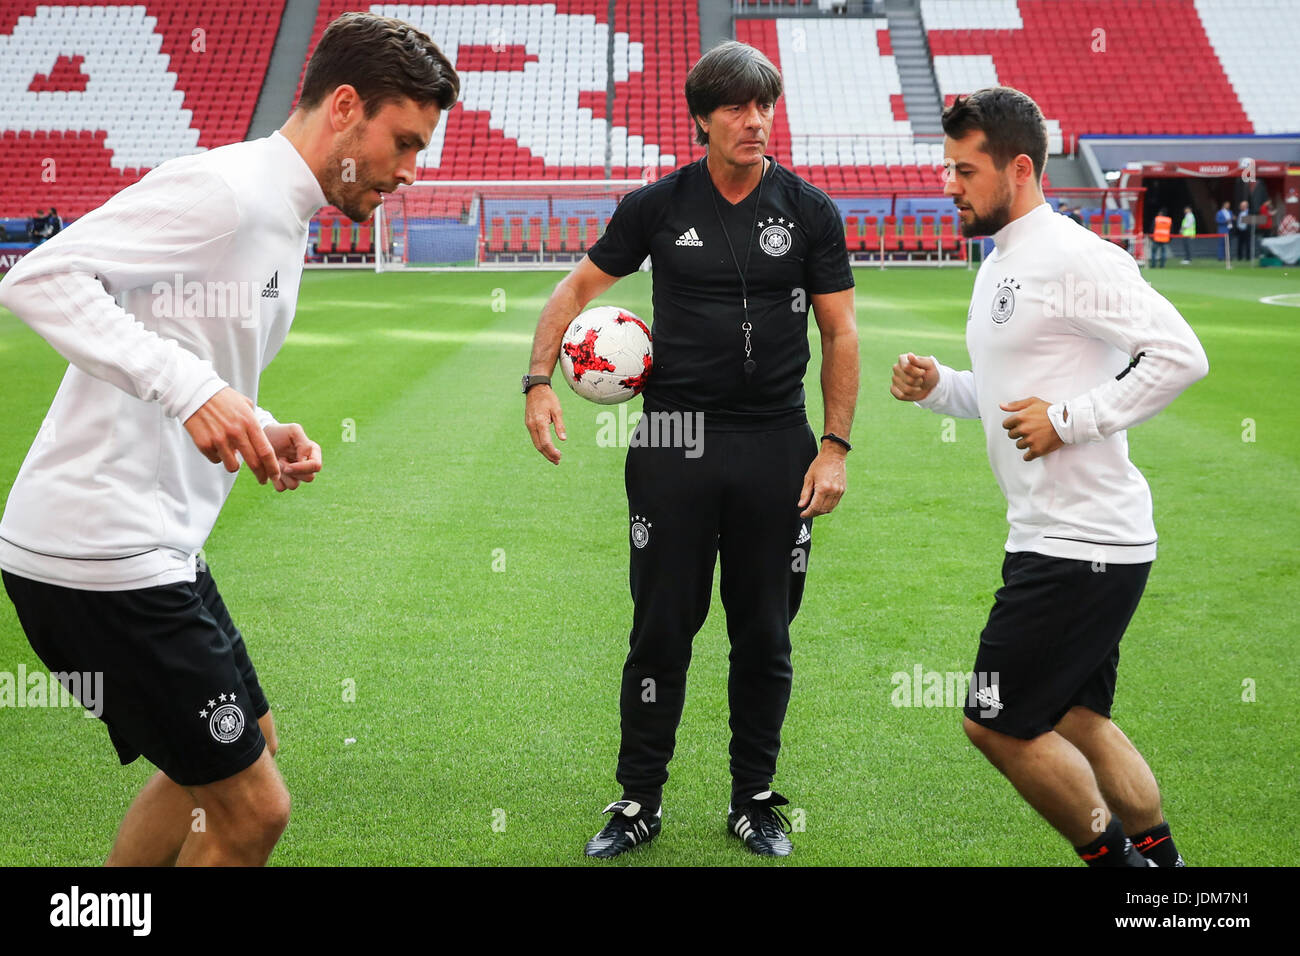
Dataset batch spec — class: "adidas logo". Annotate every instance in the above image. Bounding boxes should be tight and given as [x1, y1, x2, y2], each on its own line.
[675, 227, 703, 247]
[974, 685, 1004, 711]
[795, 523, 810, 545]
[261, 271, 279, 298]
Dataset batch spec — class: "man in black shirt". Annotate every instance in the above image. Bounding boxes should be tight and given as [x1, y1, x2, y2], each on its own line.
[524, 40, 858, 858]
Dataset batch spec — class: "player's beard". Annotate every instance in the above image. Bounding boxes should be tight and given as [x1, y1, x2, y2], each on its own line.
[958, 176, 1014, 238]
[323, 124, 381, 223]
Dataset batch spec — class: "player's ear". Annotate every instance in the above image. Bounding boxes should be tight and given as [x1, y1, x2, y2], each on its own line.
[1013, 153, 1035, 186]
[329, 84, 362, 131]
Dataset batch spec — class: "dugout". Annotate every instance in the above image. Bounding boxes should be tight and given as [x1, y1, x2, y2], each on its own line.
[1080, 135, 1300, 262]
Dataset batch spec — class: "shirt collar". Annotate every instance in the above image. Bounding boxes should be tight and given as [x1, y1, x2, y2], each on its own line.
[270, 130, 327, 227]
[992, 201, 1054, 256]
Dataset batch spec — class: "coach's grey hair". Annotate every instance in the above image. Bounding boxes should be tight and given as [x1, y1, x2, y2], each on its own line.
[942, 86, 1048, 183]
[298, 12, 460, 117]
[684, 41, 783, 147]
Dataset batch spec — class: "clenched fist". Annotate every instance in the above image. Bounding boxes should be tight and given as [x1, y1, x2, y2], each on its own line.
[890, 353, 939, 402]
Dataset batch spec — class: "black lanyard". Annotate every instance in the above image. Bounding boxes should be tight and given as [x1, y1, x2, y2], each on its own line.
[706, 156, 769, 384]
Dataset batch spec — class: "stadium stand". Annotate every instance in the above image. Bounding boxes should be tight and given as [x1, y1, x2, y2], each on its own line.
[1194, 0, 1300, 135]
[3, 0, 1293, 258]
[736, 16, 945, 192]
[298, 1, 700, 181]
[920, 0, 1251, 140]
[1, 0, 283, 217]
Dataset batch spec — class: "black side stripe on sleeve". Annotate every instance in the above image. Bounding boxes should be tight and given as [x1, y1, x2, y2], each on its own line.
[1116, 351, 1147, 381]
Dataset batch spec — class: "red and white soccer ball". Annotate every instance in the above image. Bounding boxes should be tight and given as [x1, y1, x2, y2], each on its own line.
[559, 306, 653, 405]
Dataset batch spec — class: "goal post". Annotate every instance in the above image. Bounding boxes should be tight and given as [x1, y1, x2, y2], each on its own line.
[374, 179, 647, 272]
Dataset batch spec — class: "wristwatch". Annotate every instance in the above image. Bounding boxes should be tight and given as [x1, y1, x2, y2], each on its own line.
[521, 374, 551, 394]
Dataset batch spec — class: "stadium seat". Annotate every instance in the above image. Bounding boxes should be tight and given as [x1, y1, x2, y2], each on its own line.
[844, 215, 862, 253]
[487, 218, 506, 254]
[864, 216, 880, 254]
[939, 216, 959, 254]
[563, 217, 582, 253]
[316, 219, 335, 260]
[920, 216, 938, 253]
[901, 215, 920, 253]
[883, 216, 899, 253]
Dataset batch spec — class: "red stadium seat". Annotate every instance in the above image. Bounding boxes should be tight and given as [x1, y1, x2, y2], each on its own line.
[939, 216, 959, 253]
[919, 216, 938, 253]
[883, 216, 899, 252]
[355, 222, 373, 255]
[864, 216, 880, 253]
[844, 216, 862, 252]
[901, 215, 920, 252]
[487, 218, 506, 253]
[316, 219, 335, 259]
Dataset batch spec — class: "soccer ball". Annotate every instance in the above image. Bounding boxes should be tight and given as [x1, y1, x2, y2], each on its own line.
[559, 306, 653, 405]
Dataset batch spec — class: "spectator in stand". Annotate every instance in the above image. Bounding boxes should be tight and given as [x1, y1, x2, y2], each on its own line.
[1068, 205, 1083, 225]
[1236, 200, 1251, 261]
[1179, 206, 1195, 264]
[47, 208, 63, 239]
[1150, 208, 1171, 268]
[1215, 201, 1232, 260]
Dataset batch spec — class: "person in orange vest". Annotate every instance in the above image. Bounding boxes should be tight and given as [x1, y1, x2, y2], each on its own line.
[1150, 208, 1172, 268]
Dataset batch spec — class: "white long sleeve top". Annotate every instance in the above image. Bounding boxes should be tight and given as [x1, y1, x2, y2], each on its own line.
[0, 131, 325, 589]
[916, 202, 1209, 564]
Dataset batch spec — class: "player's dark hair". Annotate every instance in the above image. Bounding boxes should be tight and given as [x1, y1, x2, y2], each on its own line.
[298, 12, 459, 118]
[685, 41, 782, 146]
[942, 86, 1048, 182]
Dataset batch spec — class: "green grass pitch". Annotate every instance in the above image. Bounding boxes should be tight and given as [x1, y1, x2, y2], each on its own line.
[0, 262, 1296, 866]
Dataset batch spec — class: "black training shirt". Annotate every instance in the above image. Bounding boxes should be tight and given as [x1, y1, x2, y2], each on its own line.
[587, 156, 853, 429]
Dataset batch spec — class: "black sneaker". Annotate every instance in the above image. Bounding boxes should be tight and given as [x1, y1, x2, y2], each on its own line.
[728, 790, 793, 857]
[584, 800, 661, 858]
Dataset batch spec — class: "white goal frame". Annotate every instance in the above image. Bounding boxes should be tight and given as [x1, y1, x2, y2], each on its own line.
[374, 178, 646, 272]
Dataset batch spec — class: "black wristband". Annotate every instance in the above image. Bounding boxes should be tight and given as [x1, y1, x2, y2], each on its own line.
[820, 432, 852, 452]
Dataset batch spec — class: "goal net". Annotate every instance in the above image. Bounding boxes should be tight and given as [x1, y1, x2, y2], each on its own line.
[374, 179, 646, 271]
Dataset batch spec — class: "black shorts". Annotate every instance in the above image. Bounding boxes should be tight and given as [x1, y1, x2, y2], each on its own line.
[963, 551, 1150, 739]
[2, 568, 269, 786]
